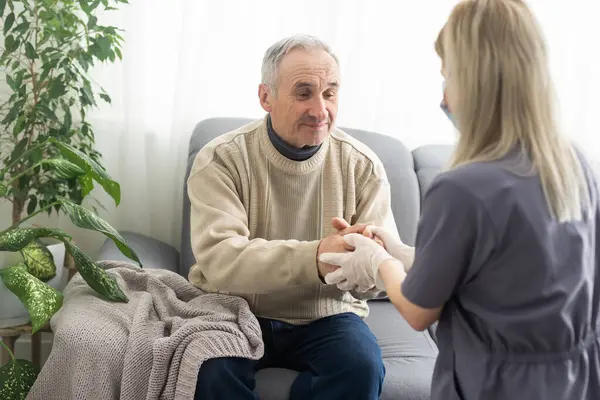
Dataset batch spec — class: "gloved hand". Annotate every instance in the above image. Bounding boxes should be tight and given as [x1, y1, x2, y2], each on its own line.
[370, 226, 415, 271]
[319, 233, 397, 291]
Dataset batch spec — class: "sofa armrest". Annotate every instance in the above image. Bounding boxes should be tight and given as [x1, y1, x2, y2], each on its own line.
[98, 231, 181, 274]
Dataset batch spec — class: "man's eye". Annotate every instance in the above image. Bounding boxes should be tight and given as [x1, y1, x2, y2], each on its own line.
[297, 92, 310, 99]
[324, 91, 336, 99]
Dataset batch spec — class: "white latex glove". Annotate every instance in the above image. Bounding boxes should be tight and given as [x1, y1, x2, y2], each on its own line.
[370, 226, 415, 271]
[319, 233, 396, 291]
[325, 270, 363, 292]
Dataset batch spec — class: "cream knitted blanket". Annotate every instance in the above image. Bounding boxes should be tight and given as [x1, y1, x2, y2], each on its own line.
[27, 261, 264, 400]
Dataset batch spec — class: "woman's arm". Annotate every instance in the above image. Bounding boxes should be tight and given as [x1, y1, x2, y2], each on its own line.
[321, 175, 495, 331]
[378, 259, 442, 331]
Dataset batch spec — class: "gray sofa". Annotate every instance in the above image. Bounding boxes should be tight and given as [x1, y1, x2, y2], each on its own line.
[99, 117, 453, 400]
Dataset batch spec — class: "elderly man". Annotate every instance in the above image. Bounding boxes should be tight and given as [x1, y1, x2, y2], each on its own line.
[187, 34, 399, 399]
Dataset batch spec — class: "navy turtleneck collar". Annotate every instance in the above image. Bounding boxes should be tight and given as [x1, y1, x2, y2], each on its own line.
[267, 115, 321, 162]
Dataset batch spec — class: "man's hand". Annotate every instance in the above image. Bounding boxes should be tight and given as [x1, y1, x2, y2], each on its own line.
[317, 218, 385, 280]
[331, 217, 384, 247]
[317, 233, 355, 278]
[320, 233, 399, 291]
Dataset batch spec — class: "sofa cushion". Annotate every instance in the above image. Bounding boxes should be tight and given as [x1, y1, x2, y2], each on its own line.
[180, 118, 422, 276]
[254, 301, 438, 400]
[255, 368, 299, 400]
[412, 145, 454, 204]
[98, 231, 179, 271]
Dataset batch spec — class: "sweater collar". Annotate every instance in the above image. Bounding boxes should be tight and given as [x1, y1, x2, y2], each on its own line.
[267, 115, 322, 162]
[259, 115, 329, 175]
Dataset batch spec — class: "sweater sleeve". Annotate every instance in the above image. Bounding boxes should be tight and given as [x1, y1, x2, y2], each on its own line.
[187, 161, 322, 295]
[351, 160, 399, 299]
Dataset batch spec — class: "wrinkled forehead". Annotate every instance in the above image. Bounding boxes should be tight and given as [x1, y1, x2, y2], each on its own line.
[277, 48, 340, 91]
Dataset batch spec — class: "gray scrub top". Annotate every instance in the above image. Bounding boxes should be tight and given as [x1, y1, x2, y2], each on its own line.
[402, 150, 600, 400]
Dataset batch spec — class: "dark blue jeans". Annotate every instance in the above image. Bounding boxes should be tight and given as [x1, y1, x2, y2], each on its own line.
[194, 312, 385, 399]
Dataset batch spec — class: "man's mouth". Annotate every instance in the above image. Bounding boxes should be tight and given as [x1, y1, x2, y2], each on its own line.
[305, 121, 328, 128]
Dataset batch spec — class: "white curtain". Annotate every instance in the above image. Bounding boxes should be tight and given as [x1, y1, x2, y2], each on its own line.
[5, 0, 596, 257]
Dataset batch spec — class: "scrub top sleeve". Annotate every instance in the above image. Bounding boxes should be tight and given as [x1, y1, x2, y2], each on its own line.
[402, 177, 492, 309]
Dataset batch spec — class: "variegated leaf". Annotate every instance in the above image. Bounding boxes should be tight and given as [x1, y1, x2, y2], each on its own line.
[78, 173, 94, 197]
[59, 198, 141, 265]
[0, 228, 71, 252]
[49, 138, 120, 205]
[43, 158, 85, 179]
[0, 359, 39, 400]
[63, 242, 128, 302]
[20, 239, 56, 281]
[0, 265, 63, 333]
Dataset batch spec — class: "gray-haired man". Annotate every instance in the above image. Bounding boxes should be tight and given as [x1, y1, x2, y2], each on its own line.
[189, 34, 399, 399]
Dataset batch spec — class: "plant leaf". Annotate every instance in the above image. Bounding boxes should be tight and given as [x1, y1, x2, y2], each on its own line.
[0, 0, 6, 17]
[63, 241, 128, 302]
[59, 199, 141, 265]
[13, 21, 30, 34]
[36, 104, 58, 121]
[9, 138, 27, 164]
[5, 74, 16, 90]
[4, 34, 15, 54]
[25, 42, 37, 59]
[12, 114, 25, 136]
[0, 228, 71, 252]
[0, 359, 40, 400]
[27, 195, 37, 215]
[4, 12, 14, 34]
[20, 239, 57, 281]
[0, 265, 63, 333]
[99, 93, 111, 103]
[43, 159, 85, 179]
[0, 182, 6, 197]
[94, 36, 112, 60]
[87, 15, 97, 28]
[63, 106, 72, 134]
[49, 138, 120, 205]
[48, 79, 65, 99]
[78, 173, 94, 197]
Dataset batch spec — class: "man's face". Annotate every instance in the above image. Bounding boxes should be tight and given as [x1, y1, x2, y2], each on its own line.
[259, 48, 340, 148]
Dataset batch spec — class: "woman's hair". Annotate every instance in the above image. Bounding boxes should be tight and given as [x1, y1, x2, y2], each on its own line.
[435, 0, 590, 222]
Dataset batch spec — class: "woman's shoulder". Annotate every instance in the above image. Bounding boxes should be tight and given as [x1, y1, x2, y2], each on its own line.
[431, 156, 532, 206]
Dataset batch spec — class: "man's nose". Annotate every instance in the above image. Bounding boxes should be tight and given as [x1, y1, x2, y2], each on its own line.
[307, 96, 327, 121]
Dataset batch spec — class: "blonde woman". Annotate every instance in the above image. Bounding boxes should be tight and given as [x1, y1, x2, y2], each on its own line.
[320, 0, 600, 398]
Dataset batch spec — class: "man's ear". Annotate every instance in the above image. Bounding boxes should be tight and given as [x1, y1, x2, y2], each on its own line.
[258, 83, 272, 113]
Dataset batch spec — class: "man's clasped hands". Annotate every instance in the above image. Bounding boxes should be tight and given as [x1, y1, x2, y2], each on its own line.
[316, 218, 415, 293]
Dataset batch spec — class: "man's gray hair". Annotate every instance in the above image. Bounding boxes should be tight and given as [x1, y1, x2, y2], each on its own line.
[261, 34, 339, 94]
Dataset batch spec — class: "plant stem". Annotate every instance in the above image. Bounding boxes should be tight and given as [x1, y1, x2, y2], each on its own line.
[5, 161, 43, 187]
[0, 201, 60, 236]
[0, 340, 15, 362]
[0, 140, 47, 177]
[28, 36, 39, 147]
[12, 201, 60, 228]
[12, 196, 24, 225]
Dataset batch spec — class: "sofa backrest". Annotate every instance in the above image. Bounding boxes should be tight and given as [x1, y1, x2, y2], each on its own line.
[412, 145, 455, 204]
[179, 117, 452, 277]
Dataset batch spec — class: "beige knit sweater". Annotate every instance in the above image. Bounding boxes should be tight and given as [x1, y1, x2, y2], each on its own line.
[187, 116, 398, 324]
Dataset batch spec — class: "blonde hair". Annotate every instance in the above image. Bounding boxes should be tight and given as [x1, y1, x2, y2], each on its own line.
[435, 0, 590, 222]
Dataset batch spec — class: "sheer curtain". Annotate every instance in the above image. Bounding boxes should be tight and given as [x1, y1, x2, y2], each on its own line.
[12, 0, 596, 257]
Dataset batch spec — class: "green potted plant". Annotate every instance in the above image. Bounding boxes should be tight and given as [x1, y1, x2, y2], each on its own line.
[0, 0, 137, 397]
